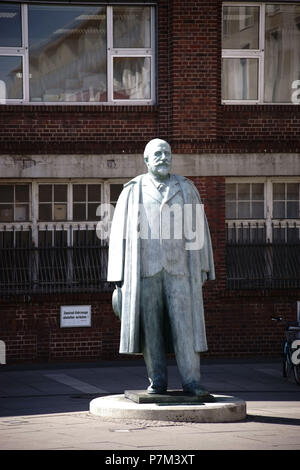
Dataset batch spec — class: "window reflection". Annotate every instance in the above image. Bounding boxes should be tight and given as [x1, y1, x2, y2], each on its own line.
[222, 6, 260, 49]
[28, 5, 107, 102]
[113, 57, 151, 100]
[265, 4, 300, 103]
[0, 57, 23, 100]
[222, 58, 258, 100]
[113, 7, 151, 48]
[0, 3, 22, 47]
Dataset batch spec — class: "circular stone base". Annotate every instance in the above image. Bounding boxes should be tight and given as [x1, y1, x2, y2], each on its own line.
[89, 394, 246, 423]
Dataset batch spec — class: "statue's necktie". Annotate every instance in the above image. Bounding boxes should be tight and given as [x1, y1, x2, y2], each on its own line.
[158, 183, 168, 198]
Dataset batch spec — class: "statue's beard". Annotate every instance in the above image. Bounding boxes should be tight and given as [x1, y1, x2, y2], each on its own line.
[153, 164, 170, 176]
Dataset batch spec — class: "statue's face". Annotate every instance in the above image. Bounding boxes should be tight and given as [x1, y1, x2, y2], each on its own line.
[145, 141, 172, 179]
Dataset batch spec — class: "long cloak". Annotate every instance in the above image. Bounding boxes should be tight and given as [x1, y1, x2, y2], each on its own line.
[107, 174, 215, 354]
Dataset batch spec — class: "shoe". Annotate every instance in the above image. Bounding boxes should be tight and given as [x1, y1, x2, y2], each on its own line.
[183, 382, 210, 398]
[147, 384, 167, 394]
[147, 380, 167, 394]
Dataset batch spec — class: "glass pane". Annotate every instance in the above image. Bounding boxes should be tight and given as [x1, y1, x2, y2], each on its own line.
[287, 183, 299, 201]
[88, 203, 99, 220]
[273, 227, 285, 242]
[54, 204, 67, 220]
[73, 203, 86, 220]
[225, 183, 236, 201]
[222, 6, 259, 49]
[54, 184, 67, 202]
[287, 201, 299, 218]
[113, 6, 151, 48]
[39, 204, 52, 221]
[39, 185, 52, 202]
[73, 184, 86, 202]
[273, 183, 285, 200]
[238, 183, 250, 201]
[222, 58, 258, 100]
[110, 184, 123, 202]
[252, 183, 264, 200]
[238, 202, 250, 218]
[113, 57, 151, 100]
[225, 202, 236, 219]
[252, 201, 264, 218]
[88, 184, 101, 202]
[16, 231, 31, 247]
[0, 56, 23, 100]
[15, 185, 29, 203]
[28, 5, 107, 102]
[0, 3, 22, 47]
[273, 201, 285, 218]
[38, 230, 52, 247]
[54, 230, 67, 247]
[0, 205, 13, 221]
[265, 5, 300, 103]
[0, 185, 13, 203]
[287, 228, 299, 243]
[15, 204, 29, 221]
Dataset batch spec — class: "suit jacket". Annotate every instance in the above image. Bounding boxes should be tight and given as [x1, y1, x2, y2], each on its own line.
[107, 173, 215, 354]
[140, 173, 189, 277]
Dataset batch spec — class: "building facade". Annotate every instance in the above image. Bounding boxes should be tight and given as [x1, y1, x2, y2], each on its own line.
[0, 0, 299, 363]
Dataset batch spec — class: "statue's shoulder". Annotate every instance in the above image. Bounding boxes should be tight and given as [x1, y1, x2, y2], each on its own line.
[173, 174, 197, 190]
[123, 174, 145, 188]
[173, 174, 202, 200]
[173, 174, 190, 184]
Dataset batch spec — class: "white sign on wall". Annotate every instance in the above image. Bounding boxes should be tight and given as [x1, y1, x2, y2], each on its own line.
[60, 305, 91, 328]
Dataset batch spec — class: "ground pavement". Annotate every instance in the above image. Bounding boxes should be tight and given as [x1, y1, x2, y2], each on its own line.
[0, 357, 299, 452]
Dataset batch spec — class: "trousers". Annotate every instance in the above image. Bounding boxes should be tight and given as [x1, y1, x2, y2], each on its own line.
[140, 269, 201, 389]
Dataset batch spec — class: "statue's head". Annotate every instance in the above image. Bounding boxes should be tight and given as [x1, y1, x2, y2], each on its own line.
[144, 138, 172, 180]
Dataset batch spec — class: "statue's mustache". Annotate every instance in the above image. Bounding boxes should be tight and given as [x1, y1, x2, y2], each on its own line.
[155, 162, 170, 167]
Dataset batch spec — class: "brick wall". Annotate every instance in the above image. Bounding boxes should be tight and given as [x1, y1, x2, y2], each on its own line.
[0, 0, 300, 363]
[0, 0, 299, 155]
[1, 290, 298, 364]
[1, 176, 298, 363]
[0, 106, 158, 154]
[0, 293, 121, 364]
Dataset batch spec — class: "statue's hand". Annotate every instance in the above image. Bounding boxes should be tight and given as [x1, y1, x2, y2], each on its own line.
[202, 272, 208, 285]
[112, 283, 122, 320]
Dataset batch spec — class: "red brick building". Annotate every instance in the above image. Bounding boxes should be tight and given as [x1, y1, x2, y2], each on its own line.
[0, 0, 299, 364]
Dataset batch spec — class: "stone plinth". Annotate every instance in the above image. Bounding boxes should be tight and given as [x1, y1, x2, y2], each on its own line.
[124, 389, 216, 404]
[89, 391, 246, 423]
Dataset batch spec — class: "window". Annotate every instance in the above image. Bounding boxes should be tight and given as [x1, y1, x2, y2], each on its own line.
[73, 184, 102, 221]
[226, 178, 300, 240]
[110, 183, 124, 206]
[226, 182, 264, 219]
[0, 184, 30, 222]
[0, 179, 127, 294]
[0, 3, 155, 105]
[226, 178, 300, 289]
[222, 3, 300, 104]
[273, 183, 300, 219]
[39, 184, 68, 221]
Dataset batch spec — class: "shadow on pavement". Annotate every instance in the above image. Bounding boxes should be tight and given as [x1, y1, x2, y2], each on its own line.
[247, 414, 300, 426]
[0, 393, 109, 417]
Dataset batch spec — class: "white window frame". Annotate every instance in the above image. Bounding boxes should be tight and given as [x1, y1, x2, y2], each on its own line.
[222, 2, 265, 104]
[0, 178, 128, 246]
[0, 3, 156, 106]
[226, 177, 300, 241]
[0, 181, 31, 223]
[222, 2, 300, 105]
[107, 6, 155, 105]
